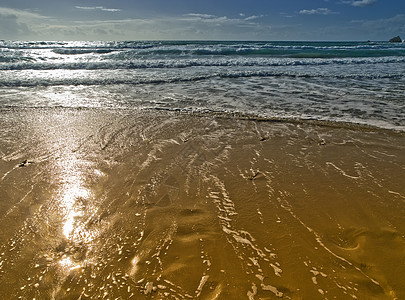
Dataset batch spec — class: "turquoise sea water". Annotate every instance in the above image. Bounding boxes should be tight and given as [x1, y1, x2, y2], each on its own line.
[1, 40, 404, 130]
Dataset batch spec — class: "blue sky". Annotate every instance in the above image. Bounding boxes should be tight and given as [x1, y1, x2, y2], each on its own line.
[0, 0, 404, 41]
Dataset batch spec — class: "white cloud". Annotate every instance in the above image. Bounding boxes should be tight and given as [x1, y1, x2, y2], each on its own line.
[244, 15, 263, 21]
[343, 0, 377, 7]
[280, 12, 294, 18]
[0, 12, 31, 38]
[182, 13, 234, 25]
[0, 7, 49, 20]
[0, 7, 51, 39]
[75, 6, 121, 12]
[299, 8, 338, 15]
[183, 13, 264, 25]
[184, 13, 217, 19]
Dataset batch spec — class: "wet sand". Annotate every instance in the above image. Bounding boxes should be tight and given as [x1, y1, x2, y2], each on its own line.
[0, 108, 404, 299]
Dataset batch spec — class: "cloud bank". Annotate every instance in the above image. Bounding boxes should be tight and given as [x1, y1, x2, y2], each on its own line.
[0, 7, 269, 40]
[0, 4, 402, 41]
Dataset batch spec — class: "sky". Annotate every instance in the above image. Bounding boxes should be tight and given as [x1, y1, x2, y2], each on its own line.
[0, 0, 404, 41]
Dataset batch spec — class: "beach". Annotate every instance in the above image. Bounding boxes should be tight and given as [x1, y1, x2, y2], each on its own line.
[0, 108, 404, 299]
[0, 40, 404, 299]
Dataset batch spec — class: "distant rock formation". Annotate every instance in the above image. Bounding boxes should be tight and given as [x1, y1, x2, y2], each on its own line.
[389, 36, 402, 43]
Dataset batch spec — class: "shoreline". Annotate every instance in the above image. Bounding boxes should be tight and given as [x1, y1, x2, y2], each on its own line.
[0, 108, 404, 299]
[1, 105, 404, 134]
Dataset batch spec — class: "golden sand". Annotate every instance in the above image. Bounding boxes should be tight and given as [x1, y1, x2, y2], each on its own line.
[0, 108, 404, 299]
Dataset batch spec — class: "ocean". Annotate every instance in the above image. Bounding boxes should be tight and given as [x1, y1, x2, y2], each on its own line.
[1, 40, 404, 131]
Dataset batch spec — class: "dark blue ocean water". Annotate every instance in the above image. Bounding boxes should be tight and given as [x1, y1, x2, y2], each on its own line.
[1, 40, 404, 130]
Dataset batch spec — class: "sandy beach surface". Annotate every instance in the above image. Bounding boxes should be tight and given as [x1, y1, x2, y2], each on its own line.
[0, 108, 404, 299]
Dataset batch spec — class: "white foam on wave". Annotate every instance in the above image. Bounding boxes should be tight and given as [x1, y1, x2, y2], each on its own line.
[1, 40, 404, 131]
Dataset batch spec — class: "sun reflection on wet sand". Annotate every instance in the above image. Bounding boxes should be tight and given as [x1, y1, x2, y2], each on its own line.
[63, 209, 83, 239]
[59, 256, 81, 271]
[60, 182, 90, 237]
[50, 137, 102, 274]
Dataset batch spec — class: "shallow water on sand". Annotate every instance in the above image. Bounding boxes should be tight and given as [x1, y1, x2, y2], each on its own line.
[0, 108, 404, 299]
